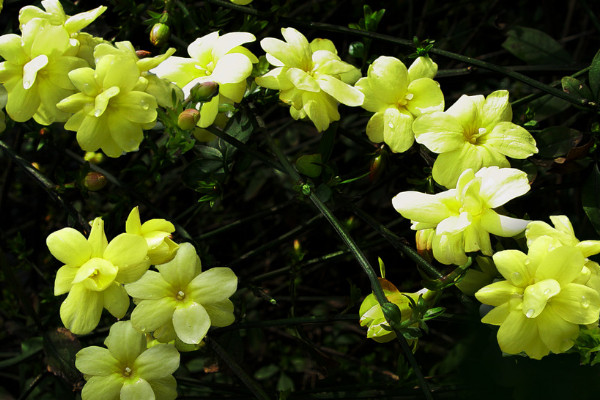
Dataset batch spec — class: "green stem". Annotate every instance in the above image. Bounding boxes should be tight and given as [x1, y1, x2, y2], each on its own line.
[350, 205, 444, 279]
[265, 134, 434, 400]
[206, 337, 272, 400]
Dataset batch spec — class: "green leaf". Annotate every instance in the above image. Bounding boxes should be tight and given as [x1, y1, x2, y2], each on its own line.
[583, 163, 600, 236]
[254, 364, 280, 380]
[502, 26, 572, 65]
[561, 76, 593, 102]
[44, 328, 82, 385]
[534, 126, 582, 158]
[589, 49, 600, 100]
[296, 154, 322, 178]
[318, 124, 336, 162]
[181, 146, 225, 190]
[220, 109, 254, 163]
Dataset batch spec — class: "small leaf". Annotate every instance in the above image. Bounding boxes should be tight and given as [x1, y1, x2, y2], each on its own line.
[582, 163, 600, 236]
[254, 364, 280, 380]
[561, 76, 593, 102]
[589, 49, 600, 100]
[502, 26, 572, 65]
[318, 124, 336, 162]
[534, 126, 582, 159]
[220, 109, 255, 163]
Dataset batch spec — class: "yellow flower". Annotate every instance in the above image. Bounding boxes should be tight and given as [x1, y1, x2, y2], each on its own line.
[475, 237, 600, 359]
[18, 0, 106, 35]
[355, 56, 444, 152]
[526, 215, 600, 296]
[0, 19, 87, 124]
[125, 207, 179, 265]
[256, 27, 364, 132]
[392, 167, 530, 265]
[151, 31, 257, 127]
[413, 90, 538, 188]
[56, 53, 158, 157]
[125, 243, 238, 344]
[47, 218, 149, 334]
[76, 321, 179, 400]
[359, 278, 430, 343]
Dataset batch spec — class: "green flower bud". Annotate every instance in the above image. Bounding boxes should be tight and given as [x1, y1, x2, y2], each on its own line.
[150, 23, 170, 47]
[188, 81, 219, 103]
[296, 154, 322, 178]
[178, 108, 201, 130]
[83, 172, 107, 191]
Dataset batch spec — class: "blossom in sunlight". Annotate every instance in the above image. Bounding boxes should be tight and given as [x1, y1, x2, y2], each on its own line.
[47, 218, 149, 334]
[475, 237, 600, 359]
[355, 56, 444, 153]
[76, 321, 179, 400]
[93, 41, 182, 108]
[0, 19, 87, 124]
[392, 167, 530, 265]
[125, 207, 179, 265]
[413, 90, 538, 188]
[125, 243, 238, 344]
[255, 27, 364, 132]
[526, 215, 600, 296]
[151, 31, 257, 127]
[18, 0, 106, 35]
[359, 278, 430, 343]
[56, 53, 158, 157]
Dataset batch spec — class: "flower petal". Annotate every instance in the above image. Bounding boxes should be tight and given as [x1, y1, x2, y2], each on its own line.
[130, 298, 177, 333]
[413, 112, 465, 153]
[475, 280, 524, 307]
[189, 267, 238, 304]
[481, 122, 537, 158]
[134, 344, 180, 380]
[60, 284, 103, 334]
[481, 303, 510, 326]
[493, 249, 532, 286]
[497, 309, 549, 359]
[104, 233, 148, 268]
[210, 53, 253, 84]
[392, 191, 452, 225]
[480, 209, 529, 238]
[536, 304, 579, 353]
[551, 283, 600, 325]
[81, 375, 123, 400]
[156, 243, 201, 289]
[317, 74, 364, 106]
[405, 78, 444, 116]
[121, 379, 155, 400]
[125, 271, 173, 299]
[76, 346, 118, 376]
[47, 228, 91, 266]
[104, 321, 146, 365]
[172, 302, 210, 344]
[204, 299, 235, 327]
[103, 283, 129, 319]
[54, 265, 78, 295]
[481, 90, 512, 128]
[382, 107, 414, 153]
[535, 246, 585, 285]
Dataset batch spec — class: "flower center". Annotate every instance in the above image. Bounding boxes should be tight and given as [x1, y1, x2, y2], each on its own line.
[397, 93, 413, 107]
[464, 127, 487, 144]
[176, 290, 186, 301]
[122, 366, 133, 378]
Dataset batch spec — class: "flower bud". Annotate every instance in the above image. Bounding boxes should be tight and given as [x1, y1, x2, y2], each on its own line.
[178, 108, 201, 130]
[83, 172, 107, 191]
[150, 23, 170, 47]
[135, 50, 152, 59]
[296, 154, 322, 178]
[415, 228, 434, 262]
[187, 81, 219, 103]
[84, 151, 104, 164]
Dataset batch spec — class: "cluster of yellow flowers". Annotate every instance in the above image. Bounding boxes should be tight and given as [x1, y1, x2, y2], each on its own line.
[8, 0, 596, 385]
[47, 207, 238, 398]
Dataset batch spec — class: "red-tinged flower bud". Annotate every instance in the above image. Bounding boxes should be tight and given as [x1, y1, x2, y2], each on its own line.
[178, 108, 201, 130]
[136, 50, 152, 59]
[188, 81, 219, 103]
[369, 153, 384, 182]
[150, 23, 170, 47]
[415, 229, 434, 263]
[84, 172, 107, 191]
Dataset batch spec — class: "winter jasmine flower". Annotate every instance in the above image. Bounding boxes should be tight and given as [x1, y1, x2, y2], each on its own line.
[125, 243, 237, 344]
[56, 53, 158, 157]
[355, 56, 444, 152]
[47, 218, 149, 334]
[151, 31, 257, 127]
[413, 90, 538, 188]
[392, 167, 530, 265]
[125, 207, 179, 265]
[475, 237, 600, 359]
[0, 18, 87, 124]
[360, 278, 431, 343]
[18, 0, 106, 35]
[255, 27, 364, 132]
[76, 320, 179, 400]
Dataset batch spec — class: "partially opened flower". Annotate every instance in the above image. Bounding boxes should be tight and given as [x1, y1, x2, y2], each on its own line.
[47, 218, 149, 334]
[125, 207, 179, 265]
[360, 278, 431, 343]
[125, 243, 237, 344]
[475, 237, 600, 359]
[76, 320, 179, 400]
[392, 167, 530, 265]
[355, 56, 444, 152]
[413, 90, 538, 188]
[256, 27, 364, 132]
[56, 53, 158, 157]
[0, 18, 87, 124]
[151, 31, 257, 127]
